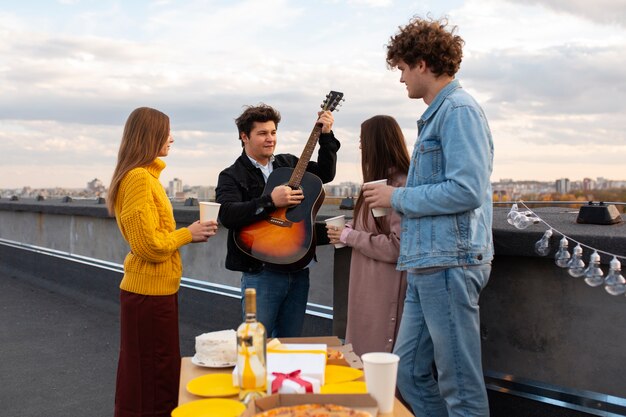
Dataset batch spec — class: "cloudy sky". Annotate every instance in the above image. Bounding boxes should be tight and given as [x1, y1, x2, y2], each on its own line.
[1, 0, 625, 189]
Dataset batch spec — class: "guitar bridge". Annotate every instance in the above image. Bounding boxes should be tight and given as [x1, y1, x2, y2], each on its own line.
[267, 217, 293, 228]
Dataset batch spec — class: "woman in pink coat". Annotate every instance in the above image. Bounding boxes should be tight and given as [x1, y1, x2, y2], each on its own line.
[327, 115, 410, 356]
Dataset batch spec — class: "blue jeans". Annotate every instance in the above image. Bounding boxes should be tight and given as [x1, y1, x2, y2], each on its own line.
[241, 268, 310, 338]
[393, 265, 491, 417]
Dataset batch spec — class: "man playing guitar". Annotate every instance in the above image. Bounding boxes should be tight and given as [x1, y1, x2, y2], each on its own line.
[215, 103, 340, 337]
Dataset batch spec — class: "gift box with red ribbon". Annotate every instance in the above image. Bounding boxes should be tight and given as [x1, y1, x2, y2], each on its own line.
[267, 370, 321, 394]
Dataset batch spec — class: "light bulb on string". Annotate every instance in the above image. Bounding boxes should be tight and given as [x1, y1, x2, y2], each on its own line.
[567, 244, 586, 278]
[506, 203, 520, 226]
[554, 236, 571, 268]
[584, 251, 604, 287]
[507, 204, 519, 225]
[534, 229, 553, 256]
[604, 257, 626, 296]
[506, 201, 626, 297]
[513, 211, 540, 229]
[505, 202, 537, 229]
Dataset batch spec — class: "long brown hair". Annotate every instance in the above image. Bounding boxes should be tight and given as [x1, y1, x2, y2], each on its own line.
[107, 107, 170, 215]
[353, 115, 410, 232]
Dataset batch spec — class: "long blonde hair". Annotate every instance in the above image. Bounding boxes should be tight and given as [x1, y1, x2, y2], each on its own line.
[107, 107, 170, 215]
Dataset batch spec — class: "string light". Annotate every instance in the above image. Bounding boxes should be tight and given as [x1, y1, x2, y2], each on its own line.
[508, 201, 626, 297]
[534, 229, 553, 256]
[554, 236, 571, 268]
[507, 204, 540, 229]
[567, 244, 586, 278]
[584, 251, 604, 287]
[604, 257, 626, 296]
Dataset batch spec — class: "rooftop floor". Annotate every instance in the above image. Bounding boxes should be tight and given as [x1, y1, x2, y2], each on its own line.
[0, 267, 207, 417]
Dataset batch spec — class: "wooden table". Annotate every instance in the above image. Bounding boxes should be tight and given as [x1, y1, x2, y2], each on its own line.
[178, 357, 414, 417]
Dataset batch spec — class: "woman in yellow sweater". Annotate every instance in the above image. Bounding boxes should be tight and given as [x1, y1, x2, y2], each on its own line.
[107, 107, 218, 417]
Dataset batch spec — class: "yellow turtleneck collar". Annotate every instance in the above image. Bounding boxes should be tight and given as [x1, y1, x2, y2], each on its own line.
[146, 158, 166, 179]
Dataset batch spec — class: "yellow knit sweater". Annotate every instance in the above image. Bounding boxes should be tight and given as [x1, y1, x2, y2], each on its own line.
[114, 159, 192, 295]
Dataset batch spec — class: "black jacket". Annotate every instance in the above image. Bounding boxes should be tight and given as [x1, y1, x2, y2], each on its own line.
[215, 132, 340, 272]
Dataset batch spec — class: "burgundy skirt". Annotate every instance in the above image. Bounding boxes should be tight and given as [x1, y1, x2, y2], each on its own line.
[115, 290, 181, 417]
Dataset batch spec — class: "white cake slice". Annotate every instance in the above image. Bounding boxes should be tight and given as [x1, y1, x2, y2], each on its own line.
[194, 329, 237, 366]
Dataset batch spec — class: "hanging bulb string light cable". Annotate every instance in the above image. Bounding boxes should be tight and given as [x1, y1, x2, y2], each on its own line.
[512, 200, 626, 262]
[507, 200, 626, 296]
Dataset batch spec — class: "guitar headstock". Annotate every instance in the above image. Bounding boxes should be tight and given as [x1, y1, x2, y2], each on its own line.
[321, 91, 345, 112]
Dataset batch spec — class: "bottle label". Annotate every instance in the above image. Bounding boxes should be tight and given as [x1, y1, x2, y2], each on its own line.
[238, 323, 266, 389]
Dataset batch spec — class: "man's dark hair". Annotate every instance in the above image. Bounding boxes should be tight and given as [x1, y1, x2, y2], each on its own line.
[235, 104, 281, 146]
[386, 16, 464, 77]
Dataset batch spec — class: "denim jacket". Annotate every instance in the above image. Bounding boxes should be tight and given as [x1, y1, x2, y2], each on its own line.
[391, 79, 494, 270]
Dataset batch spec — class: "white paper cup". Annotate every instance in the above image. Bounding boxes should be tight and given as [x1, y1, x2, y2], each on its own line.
[324, 215, 346, 249]
[199, 202, 221, 222]
[362, 179, 390, 218]
[361, 352, 400, 414]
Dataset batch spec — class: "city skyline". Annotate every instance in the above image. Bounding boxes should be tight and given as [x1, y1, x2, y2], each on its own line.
[4, 174, 626, 193]
[1, 1, 626, 189]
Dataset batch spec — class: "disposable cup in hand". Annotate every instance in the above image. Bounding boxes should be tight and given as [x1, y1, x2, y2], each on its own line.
[324, 215, 346, 249]
[199, 202, 221, 222]
[362, 179, 390, 218]
[361, 352, 400, 414]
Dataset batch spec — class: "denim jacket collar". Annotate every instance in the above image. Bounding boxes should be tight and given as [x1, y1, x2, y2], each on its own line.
[419, 79, 461, 128]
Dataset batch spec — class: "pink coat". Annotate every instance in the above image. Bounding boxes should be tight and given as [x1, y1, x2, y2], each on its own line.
[344, 173, 407, 356]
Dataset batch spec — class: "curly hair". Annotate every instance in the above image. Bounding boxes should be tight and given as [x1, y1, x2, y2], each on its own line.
[235, 103, 281, 146]
[386, 16, 464, 77]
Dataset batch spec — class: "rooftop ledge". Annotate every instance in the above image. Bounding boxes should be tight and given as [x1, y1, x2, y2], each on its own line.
[2, 198, 625, 264]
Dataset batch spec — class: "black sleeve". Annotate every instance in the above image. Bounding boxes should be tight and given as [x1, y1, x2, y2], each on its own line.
[215, 170, 275, 229]
[305, 131, 341, 183]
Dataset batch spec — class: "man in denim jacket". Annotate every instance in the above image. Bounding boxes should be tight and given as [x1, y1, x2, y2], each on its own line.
[364, 16, 494, 417]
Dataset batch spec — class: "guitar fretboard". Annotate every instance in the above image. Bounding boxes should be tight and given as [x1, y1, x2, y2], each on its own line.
[287, 123, 323, 189]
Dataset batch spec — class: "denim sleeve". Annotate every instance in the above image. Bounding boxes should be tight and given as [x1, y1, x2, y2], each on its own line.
[392, 105, 493, 217]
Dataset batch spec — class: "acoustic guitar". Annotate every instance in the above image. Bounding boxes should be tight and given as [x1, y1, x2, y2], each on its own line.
[235, 91, 344, 269]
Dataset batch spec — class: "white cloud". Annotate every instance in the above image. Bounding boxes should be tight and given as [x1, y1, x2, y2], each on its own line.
[347, 0, 393, 6]
[1, 0, 626, 188]
[504, 0, 626, 27]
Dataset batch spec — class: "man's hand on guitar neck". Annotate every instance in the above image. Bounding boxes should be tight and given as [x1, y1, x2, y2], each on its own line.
[270, 185, 305, 208]
[317, 110, 334, 134]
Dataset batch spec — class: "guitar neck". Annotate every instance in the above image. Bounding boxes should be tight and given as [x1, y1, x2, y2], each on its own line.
[287, 123, 323, 189]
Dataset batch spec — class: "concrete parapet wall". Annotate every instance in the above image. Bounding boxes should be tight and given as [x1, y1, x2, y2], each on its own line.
[0, 199, 336, 308]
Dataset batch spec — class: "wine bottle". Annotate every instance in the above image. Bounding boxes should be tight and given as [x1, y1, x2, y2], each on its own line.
[236, 288, 267, 403]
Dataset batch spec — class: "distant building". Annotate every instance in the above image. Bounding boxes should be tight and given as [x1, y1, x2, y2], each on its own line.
[87, 178, 105, 196]
[491, 179, 553, 201]
[194, 186, 216, 201]
[168, 178, 183, 197]
[582, 178, 595, 191]
[324, 182, 360, 198]
[556, 178, 570, 194]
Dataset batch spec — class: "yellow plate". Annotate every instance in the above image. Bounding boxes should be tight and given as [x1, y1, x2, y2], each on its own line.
[324, 364, 364, 385]
[321, 380, 367, 394]
[186, 373, 240, 397]
[172, 398, 246, 417]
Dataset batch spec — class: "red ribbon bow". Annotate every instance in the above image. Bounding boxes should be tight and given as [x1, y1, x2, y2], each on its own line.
[271, 370, 314, 394]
